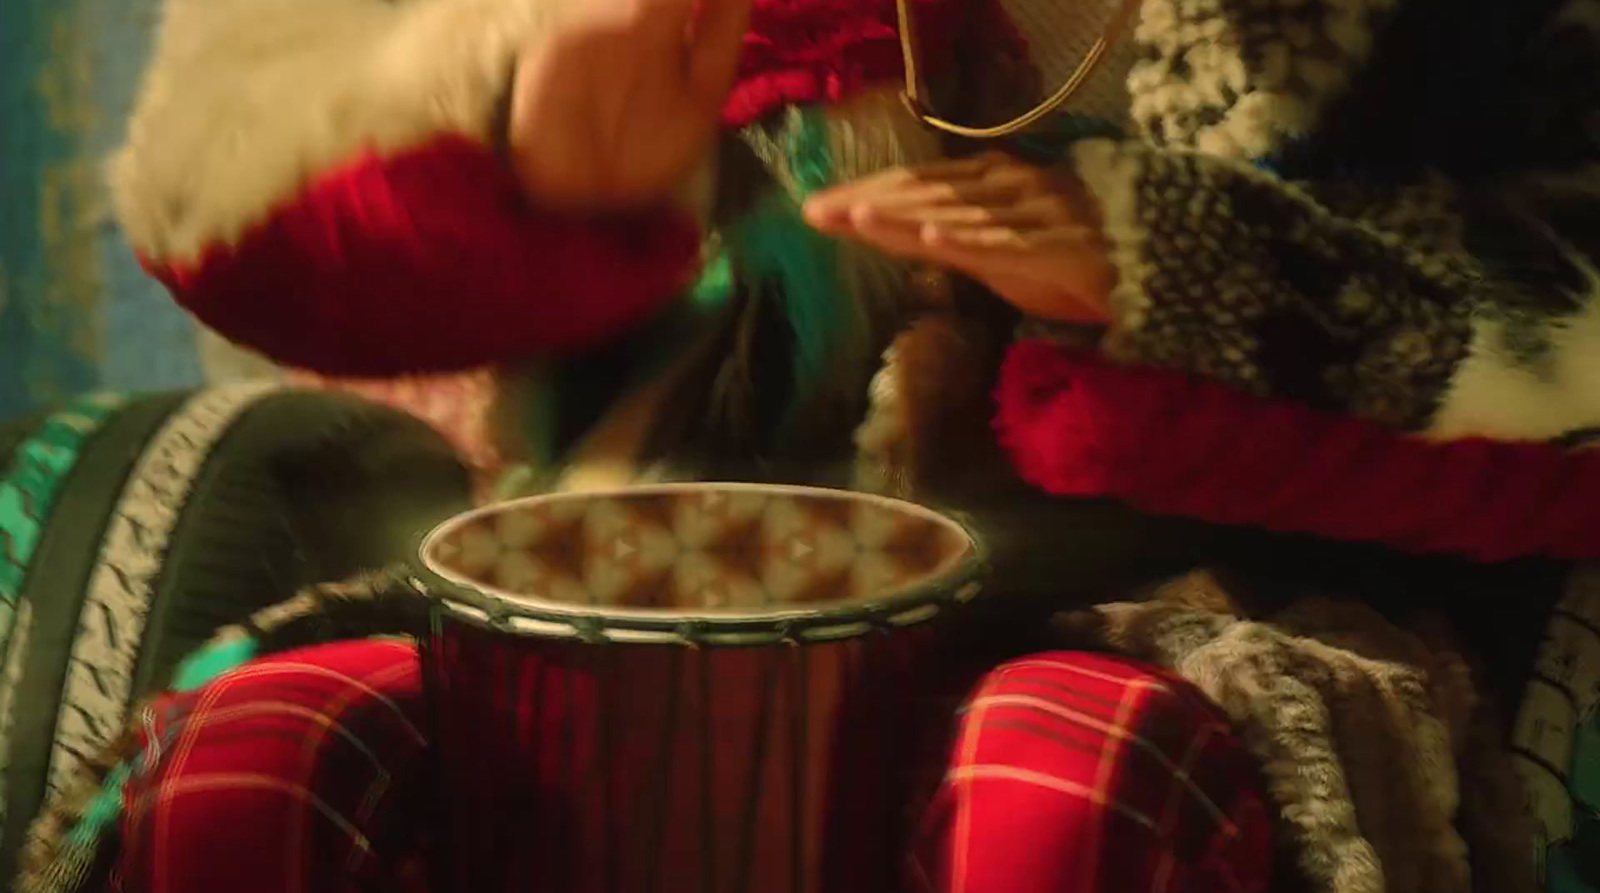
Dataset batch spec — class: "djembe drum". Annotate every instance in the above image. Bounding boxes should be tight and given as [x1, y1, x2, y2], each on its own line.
[415, 483, 982, 893]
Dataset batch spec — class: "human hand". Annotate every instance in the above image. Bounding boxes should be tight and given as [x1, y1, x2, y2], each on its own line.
[507, 0, 751, 210]
[802, 153, 1115, 324]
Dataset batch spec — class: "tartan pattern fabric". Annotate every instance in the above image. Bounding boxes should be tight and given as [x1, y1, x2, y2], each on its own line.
[103, 641, 1272, 893]
[909, 652, 1275, 893]
[110, 640, 428, 893]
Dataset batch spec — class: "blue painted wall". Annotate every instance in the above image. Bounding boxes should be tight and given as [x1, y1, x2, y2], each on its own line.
[1, 0, 204, 423]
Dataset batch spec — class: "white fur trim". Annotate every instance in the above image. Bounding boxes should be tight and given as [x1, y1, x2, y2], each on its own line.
[113, 0, 558, 265]
[1429, 282, 1600, 441]
[1070, 139, 1153, 335]
[195, 327, 286, 383]
[852, 342, 912, 497]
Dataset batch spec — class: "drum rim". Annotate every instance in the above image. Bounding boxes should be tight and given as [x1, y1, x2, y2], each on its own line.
[414, 482, 987, 644]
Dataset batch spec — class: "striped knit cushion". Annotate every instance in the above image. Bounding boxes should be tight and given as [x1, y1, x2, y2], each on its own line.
[0, 386, 286, 883]
[1513, 566, 1600, 892]
[0, 386, 472, 884]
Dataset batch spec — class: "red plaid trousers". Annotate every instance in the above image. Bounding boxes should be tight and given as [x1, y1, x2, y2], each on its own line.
[107, 643, 1273, 893]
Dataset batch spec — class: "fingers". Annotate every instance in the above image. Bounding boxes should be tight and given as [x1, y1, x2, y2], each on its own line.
[846, 207, 1111, 322]
[684, 0, 753, 106]
[629, 0, 700, 34]
[846, 204, 1060, 265]
[924, 224, 1088, 254]
[800, 156, 1115, 323]
[804, 154, 1063, 233]
[884, 198, 1083, 239]
[835, 205, 1113, 314]
[982, 273, 1113, 325]
[803, 154, 1003, 224]
[836, 203, 944, 262]
[835, 204, 1045, 275]
[806, 185, 1010, 232]
[621, 0, 747, 106]
[810, 179, 1085, 258]
[916, 227, 1115, 325]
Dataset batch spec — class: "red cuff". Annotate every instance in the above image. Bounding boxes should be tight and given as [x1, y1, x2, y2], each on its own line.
[995, 339, 1600, 562]
[145, 137, 701, 376]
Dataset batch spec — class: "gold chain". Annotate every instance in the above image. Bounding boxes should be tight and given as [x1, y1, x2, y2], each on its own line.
[895, 0, 1143, 139]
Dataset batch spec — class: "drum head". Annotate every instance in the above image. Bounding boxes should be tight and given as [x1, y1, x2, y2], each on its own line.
[418, 483, 981, 641]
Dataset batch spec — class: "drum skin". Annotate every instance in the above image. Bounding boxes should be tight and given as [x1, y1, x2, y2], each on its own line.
[0, 387, 471, 883]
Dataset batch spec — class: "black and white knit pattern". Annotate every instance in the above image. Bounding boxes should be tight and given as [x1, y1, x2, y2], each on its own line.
[1069, 138, 1477, 428]
[1003, 0, 1600, 439]
[1125, 0, 1400, 159]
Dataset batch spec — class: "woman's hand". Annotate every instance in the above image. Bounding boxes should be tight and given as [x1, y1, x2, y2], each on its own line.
[507, 0, 751, 210]
[803, 152, 1116, 324]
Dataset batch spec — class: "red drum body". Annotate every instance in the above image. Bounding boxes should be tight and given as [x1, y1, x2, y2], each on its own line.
[417, 484, 982, 893]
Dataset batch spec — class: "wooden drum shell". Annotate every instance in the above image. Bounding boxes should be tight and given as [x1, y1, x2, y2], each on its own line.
[416, 484, 984, 893]
[425, 613, 956, 893]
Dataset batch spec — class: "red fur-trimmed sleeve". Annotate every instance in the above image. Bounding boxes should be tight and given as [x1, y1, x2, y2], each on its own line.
[114, 0, 702, 375]
[145, 138, 700, 375]
[994, 339, 1600, 562]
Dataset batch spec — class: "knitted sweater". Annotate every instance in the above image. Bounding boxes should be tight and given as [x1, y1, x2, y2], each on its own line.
[1076, 0, 1600, 441]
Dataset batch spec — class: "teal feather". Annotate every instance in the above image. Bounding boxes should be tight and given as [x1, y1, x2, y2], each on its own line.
[725, 196, 838, 392]
[171, 636, 258, 692]
[65, 763, 130, 848]
[723, 107, 857, 402]
[786, 107, 834, 195]
[691, 251, 734, 310]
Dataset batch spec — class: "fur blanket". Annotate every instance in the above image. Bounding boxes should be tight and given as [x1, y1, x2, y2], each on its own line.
[1055, 570, 1538, 893]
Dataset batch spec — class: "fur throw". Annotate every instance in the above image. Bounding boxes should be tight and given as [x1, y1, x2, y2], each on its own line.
[1055, 570, 1538, 893]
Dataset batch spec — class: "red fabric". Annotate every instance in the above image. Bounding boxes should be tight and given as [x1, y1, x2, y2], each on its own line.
[113, 641, 428, 893]
[108, 642, 1272, 893]
[149, 0, 1020, 377]
[146, 138, 702, 376]
[909, 653, 1274, 893]
[995, 340, 1600, 563]
[426, 621, 937, 893]
[723, 0, 963, 127]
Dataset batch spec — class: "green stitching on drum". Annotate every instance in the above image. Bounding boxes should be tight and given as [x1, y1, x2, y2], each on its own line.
[0, 393, 125, 606]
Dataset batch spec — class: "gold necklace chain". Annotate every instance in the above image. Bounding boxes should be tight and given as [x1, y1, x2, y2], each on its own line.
[895, 0, 1143, 139]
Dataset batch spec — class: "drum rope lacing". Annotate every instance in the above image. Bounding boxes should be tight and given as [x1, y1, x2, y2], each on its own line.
[426, 580, 982, 647]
